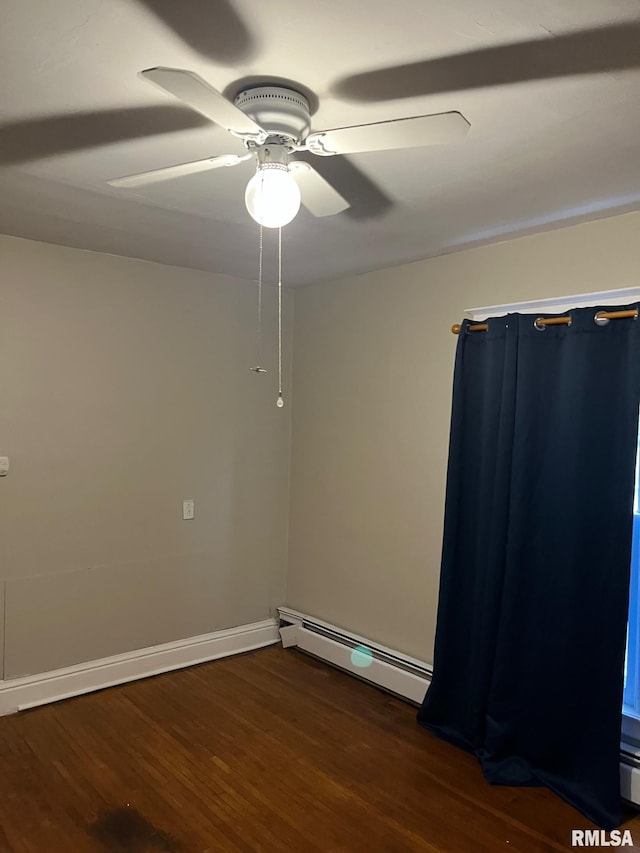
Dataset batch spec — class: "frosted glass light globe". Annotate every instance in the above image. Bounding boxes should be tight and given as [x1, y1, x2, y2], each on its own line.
[245, 165, 301, 228]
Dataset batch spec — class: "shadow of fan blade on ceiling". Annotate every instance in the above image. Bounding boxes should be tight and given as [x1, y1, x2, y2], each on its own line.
[332, 22, 640, 101]
[296, 152, 393, 221]
[0, 107, 211, 165]
[139, 0, 256, 63]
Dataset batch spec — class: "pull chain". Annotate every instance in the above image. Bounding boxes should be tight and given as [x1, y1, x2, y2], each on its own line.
[276, 227, 284, 408]
[250, 223, 267, 374]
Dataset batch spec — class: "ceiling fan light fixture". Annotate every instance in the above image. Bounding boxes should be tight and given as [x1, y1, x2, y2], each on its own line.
[245, 162, 301, 229]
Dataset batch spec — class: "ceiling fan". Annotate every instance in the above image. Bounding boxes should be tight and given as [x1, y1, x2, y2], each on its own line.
[108, 67, 471, 227]
[3, 0, 639, 228]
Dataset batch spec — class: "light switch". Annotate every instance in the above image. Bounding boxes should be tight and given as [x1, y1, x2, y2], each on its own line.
[182, 499, 195, 520]
[0, 457, 8, 477]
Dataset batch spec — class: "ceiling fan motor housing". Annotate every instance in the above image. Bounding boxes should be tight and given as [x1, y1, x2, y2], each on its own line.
[234, 86, 311, 143]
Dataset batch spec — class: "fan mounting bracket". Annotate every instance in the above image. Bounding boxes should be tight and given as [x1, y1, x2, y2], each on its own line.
[234, 86, 311, 144]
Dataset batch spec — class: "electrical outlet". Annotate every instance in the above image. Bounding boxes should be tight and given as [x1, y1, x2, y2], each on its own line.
[182, 499, 195, 520]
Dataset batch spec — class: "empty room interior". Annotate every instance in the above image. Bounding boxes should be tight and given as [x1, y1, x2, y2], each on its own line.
[3, 1, 640, 850]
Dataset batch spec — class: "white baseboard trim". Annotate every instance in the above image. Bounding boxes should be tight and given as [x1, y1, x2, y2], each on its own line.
[0, 618, 279, 716]
[277, 606, 431, 705]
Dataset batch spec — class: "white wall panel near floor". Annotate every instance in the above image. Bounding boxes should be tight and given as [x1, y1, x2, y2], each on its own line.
[4, 554, 272, 678]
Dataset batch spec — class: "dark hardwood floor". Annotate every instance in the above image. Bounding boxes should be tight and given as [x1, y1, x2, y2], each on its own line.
[0, 646, 638, 852]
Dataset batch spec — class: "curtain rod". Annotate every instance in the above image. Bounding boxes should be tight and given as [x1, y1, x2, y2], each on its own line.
[451, 308, 638, 335]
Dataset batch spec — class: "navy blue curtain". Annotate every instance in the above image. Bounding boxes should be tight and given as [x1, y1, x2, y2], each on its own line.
[418, 305, 640, 829]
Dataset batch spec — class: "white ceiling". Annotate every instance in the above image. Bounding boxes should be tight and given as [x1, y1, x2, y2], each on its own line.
[1, 0, 640, 285]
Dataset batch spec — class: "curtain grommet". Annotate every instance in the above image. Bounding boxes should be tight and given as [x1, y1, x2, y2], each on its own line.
[534, 317, 546, 331]
[594, 312, 610, 327]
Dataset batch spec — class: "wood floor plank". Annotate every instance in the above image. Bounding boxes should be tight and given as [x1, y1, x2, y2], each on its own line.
[0, 646, 638, 852]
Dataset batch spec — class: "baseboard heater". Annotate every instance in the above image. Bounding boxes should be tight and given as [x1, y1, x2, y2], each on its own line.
[278, 607, 640, 807]
[620, 745, 640, 806]
[276, 607, 432, 705]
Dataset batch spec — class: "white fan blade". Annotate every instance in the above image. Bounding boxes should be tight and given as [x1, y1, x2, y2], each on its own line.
[306, 111, 470, 156]
[108, 153, 251, 188]
[289, 161, 350, 217]
[140, 67, 267, 142]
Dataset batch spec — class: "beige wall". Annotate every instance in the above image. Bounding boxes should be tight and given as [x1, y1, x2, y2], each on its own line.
[4, 211, 639, 680]
[0, 236, 292, 677]
[286, 211, 640, 663]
